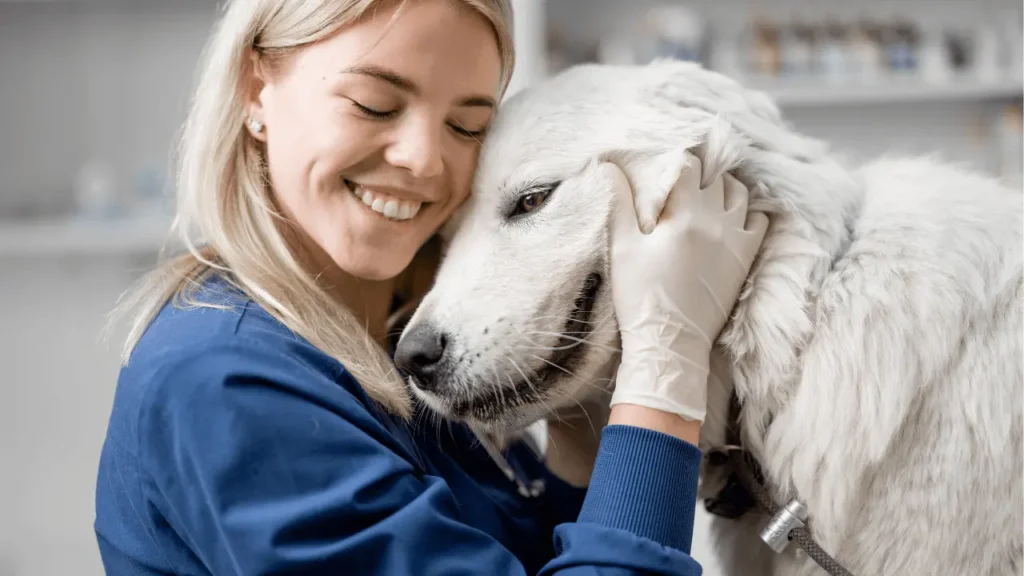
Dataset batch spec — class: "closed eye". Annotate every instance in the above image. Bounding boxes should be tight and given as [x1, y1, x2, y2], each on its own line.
[352, 101, 486, 139]
[351, 100, 397, 120]
[449, 122, 487, 139]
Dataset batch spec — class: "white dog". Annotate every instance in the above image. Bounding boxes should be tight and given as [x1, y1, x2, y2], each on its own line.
[396, 61, 1023, 575]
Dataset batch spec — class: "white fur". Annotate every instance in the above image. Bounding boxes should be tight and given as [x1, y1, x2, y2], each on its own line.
[401, 60, 1023, 575]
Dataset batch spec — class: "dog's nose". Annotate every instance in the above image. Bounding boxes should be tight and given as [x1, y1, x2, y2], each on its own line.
[394, 324, 448, 392]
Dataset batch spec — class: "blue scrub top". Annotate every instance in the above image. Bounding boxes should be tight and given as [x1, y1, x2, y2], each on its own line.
[94, 275, 704, 575]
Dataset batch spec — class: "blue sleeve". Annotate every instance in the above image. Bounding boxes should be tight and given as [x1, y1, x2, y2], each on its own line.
[138, 342, 703, 575]
[541, 426, 705, 575]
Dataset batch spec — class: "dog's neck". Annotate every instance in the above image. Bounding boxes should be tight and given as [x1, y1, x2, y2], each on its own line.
[714, 148, 863, 466]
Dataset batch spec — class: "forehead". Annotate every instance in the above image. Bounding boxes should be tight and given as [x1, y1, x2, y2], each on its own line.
[293, 0, 502, 98]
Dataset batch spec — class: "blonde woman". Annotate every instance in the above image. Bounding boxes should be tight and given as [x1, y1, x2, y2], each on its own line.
[94, 0, 766, 574]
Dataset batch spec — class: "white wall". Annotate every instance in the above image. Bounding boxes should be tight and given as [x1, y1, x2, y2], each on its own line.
[0, 1, 216, 218]
[2, 256, 147, 576]
[1, 3, 217, 575]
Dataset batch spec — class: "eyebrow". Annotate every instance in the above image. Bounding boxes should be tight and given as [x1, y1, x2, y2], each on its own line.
[340, 64, 495, 108]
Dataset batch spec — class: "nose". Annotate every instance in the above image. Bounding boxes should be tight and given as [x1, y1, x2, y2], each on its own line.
[384, 115, 444, 179]
[394, 323, 448, 392]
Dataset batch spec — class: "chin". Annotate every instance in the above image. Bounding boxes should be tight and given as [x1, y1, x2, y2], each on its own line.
[334, 250, 414, 281]
[328, 202, 438, 281]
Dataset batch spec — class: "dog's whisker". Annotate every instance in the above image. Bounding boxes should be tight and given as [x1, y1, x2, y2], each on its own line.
[568, 378, 617, 396]
[521, 353, 614, 398]
[531, 315, 610, 326]
[509, 324, 571, 348]
[517, 336, 622, 355]
[516, 343, 586, 354]
[478, 354, 509, 410]
[528, 316, 618, 332]
[519, 329, 600, 340]
[548, 388, 598, 437]
[528, 353, 575, 377]
[497, 356, 526, 408]
[506, 354, 559, 418]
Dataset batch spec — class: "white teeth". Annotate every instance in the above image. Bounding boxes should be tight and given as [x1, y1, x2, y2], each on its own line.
[348, 182, 423, 221]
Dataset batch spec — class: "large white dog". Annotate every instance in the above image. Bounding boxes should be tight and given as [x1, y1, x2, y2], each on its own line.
[395, 60, 1023, 575]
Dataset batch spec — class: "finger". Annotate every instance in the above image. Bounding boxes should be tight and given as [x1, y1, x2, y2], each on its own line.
[746, 209, 769, 236]
[702, 171, 727, 214]
[722, 173, 750, 213]
[724, 210, 769, 273]
[657, 152, 702, 223]
[721, 172, 752, 228]
[742, 210, 770, 253]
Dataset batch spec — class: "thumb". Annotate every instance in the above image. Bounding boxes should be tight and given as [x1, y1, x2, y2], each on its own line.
[736, 210, 770, 263]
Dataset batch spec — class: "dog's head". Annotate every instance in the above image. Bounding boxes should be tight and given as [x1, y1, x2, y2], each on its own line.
[396, 61, 857, 451]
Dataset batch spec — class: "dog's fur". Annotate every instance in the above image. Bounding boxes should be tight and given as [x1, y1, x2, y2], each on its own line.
[398, 61, 1023, 575]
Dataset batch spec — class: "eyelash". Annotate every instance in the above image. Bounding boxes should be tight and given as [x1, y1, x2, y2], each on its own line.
[450, 123, 487, 139]
[351, 101, 397, 120]
[350, 100, 487, 140]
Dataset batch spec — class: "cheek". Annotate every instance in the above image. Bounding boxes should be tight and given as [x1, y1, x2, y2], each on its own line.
[446, 145, 481, 204]
[265, 100, 379, 205]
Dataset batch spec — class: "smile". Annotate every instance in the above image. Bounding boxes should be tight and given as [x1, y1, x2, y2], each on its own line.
[345, 179, 423, 221]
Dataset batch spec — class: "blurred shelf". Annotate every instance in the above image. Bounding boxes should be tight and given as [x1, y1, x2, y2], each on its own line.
[0, 215, 175, 257]
[541, 58, 1023, 107]
[747, 76, 1024, 107]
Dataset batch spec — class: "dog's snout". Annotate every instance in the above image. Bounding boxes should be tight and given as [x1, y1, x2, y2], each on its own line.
[395, 324, 448, 392]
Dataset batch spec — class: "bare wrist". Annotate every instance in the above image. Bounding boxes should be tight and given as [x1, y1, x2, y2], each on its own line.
[608, 404, 701, 446]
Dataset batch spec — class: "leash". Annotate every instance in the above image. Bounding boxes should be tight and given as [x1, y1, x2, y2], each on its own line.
[729, 449, 854, 576]
[707, 394, 856, 576]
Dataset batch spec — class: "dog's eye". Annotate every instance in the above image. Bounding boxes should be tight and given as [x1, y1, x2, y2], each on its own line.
[510, 186, 556, 218]
[519, 192, 548, 212]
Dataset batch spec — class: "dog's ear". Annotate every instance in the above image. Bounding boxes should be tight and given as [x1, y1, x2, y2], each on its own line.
[599, 146, 701, 234]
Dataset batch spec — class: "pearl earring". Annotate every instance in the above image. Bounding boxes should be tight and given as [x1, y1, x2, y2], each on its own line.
[247, 117, 263, 133]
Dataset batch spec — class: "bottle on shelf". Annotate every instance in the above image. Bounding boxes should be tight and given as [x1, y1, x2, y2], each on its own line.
[750, 19, 781, 79]
[816, 19, 850, 83]
[848, 18, 884, 82]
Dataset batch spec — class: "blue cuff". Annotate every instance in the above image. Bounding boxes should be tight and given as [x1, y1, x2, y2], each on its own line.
[577, 424, 702, 553]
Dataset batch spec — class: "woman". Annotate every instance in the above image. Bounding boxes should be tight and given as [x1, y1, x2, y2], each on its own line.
[94, 0, 767, 574]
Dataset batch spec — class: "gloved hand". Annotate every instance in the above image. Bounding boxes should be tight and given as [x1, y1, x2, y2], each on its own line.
[605, 153, 769, 423]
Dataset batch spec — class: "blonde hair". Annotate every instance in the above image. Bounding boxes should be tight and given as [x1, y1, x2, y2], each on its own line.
[110, 0, 515, 419]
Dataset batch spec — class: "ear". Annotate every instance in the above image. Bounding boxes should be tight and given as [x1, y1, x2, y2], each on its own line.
[599, 146, 700, 234]
[245, 49, 269, 142]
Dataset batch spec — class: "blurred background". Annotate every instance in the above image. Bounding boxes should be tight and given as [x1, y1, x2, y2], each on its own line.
[0, 0, 1020, 574]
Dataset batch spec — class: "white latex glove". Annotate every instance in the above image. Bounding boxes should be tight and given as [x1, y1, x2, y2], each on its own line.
[605, 154, 769, 423]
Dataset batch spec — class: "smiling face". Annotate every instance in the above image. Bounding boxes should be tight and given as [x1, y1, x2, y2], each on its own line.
[247, 0, 502, 280]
